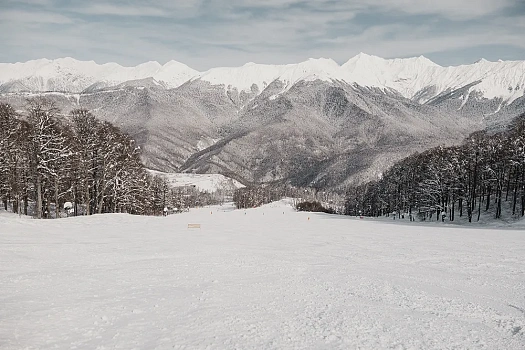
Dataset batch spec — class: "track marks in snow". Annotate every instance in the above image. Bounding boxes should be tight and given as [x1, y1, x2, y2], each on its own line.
[1, 204, 524, 349]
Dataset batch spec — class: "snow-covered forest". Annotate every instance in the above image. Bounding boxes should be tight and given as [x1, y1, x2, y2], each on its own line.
[345, 113, 525, 222]
[233, 185, 344, 214]
[0, 99, 221, 218]
[4, 95, 525, 224]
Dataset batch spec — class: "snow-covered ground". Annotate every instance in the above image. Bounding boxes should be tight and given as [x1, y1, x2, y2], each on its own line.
[148, 170, 244, 192]
[1, 201, 524, 349]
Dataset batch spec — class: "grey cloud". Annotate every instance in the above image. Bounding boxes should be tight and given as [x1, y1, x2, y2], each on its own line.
[355, 0, 514, 19]
[0, 0, 522, 69]
[0, 9, 73, 24]
[69, 4, 171, 17]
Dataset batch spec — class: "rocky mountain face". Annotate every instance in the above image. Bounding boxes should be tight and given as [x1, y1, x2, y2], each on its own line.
[1, 54, 524, 190]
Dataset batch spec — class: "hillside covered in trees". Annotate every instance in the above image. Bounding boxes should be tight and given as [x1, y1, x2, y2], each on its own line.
[0, 98, 215, 218]
[345, 113, 525, 223]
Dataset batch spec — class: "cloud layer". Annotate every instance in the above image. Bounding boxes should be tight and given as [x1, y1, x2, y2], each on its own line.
[1, 0, 523, 69]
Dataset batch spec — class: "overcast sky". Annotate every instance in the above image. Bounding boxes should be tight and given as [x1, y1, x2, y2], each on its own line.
[1, 0, 524, 70]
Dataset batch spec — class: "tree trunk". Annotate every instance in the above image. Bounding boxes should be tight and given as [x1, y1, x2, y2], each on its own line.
[505, 170, 510, 201]
[521, 170, 525, 217]
[513, 167, 519, 215]
[12, 197, 18, 214]
[23, 194, 28, 216]
[97, 185, 105, 214]
[85, 181, 90, 215]
[485, 185, 491, 211]
[54, 176, 59, 219]
[73, 185, 78, 217]
[496, 176, 503, 219]
[451, 196, 455, 221]
[470, 155, 478, 223]
[477, 191, 482, 221]
[36, 173, 42, 219]
[496, 187, 502, 219]
[92, 155, 98, 214]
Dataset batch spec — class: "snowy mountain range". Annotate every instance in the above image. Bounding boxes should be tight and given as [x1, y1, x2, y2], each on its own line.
[1, 53, 524, 105]
[1, 54, 525, 189]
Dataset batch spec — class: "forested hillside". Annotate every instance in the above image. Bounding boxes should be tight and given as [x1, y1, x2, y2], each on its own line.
[345, 113, 525, 222]
[0, 99, 218, 218]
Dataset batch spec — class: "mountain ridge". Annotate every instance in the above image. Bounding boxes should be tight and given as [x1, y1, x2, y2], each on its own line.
[2, 54, 525, 190]
[1, 54, 524, 106]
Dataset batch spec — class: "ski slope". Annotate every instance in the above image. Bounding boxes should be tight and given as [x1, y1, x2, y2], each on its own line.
[1, 201, 524, 349]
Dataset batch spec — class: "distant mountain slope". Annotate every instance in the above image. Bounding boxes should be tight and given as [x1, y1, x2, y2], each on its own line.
[1, 54, 525, 190]
[0, 58, 198, 92]
[176, 80, 477, 188]
[2, 54, 524, 106]
[147, 170, 244, 192]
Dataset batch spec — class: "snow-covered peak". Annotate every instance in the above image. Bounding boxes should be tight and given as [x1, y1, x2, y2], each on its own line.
[343, 52, 383, 66]
[0, 57, 197, 92]
[343, 52, 438, 67]
[341, 53, 440, 88]
[1, 55, 525, 105]
[339, 54, 525, 104]
[277, 58, 341, 88]
[197, 58, 341, 94]
[388, 55, 440, 70]
[302, 57, 340, 70]
[475, 58, 490, 64]
[197, 63, 292, 93]
[135, 61, 162, 72]
[163, 60, 194, 69]
[154, 61, 199, 88]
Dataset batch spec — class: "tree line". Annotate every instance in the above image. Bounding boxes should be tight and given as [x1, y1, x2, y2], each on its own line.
[233, 184, 344, 213]
[345, 113, 525, 222]
[0, 98, 186, 218]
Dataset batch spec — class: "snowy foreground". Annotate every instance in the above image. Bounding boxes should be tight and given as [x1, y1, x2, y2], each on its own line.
[1, 201, 524, 349]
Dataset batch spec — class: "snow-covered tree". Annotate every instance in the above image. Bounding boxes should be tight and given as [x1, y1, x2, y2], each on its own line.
[27, 98, 72, 218]
[0, 103, 18, 211]
[345, 113, 525, 222]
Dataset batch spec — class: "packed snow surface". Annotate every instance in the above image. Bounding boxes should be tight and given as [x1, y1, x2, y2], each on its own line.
[1, 201, 524, 349]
